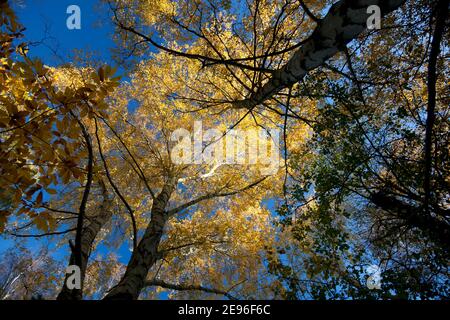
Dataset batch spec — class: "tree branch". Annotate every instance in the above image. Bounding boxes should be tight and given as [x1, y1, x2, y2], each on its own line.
[167, 177, 266, 216]
[94, 118, 138, 250]
[71, 114, 93, 271]
[7, 227, 76, 238]
[96, 114, 156, 200]
[144, 279, 238, 300]
[298, 0, 320, 23]
[233, 0, 406, 109]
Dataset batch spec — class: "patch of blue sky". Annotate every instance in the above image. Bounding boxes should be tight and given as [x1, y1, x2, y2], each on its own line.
[12, 0, 115, 66]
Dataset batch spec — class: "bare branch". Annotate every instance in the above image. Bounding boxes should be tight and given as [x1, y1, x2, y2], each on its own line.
[94, 118, 138, 250]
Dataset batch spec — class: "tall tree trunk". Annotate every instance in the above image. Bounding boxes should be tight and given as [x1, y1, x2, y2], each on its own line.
[423, 0, 449, 214]
[103, 180, 176, 300]
[57, 180, 112, 300]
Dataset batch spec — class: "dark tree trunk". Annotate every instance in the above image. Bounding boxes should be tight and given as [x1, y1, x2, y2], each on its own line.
[103, 180, 175, 300]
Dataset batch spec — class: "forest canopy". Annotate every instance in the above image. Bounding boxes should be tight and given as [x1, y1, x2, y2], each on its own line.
[0, 0, 448, 300]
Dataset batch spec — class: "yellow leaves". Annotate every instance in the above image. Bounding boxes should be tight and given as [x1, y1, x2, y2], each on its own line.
[152, 204, 274, 298]
[55, 118, 65, 133]
[96, 66, 120, 90]
[33, 212, 56, 232]
[0, 18, 120, 235]
[32, 58, 46, 76]
[164, 205, 273, 264]
[98, 66, 105, 82]
[0, 57, 9, 72]
[58, 159, 83, 183]
[5, 100, 19, 115]
[46, 188, 57, 195]
[137, 0, 176, 25]
[49, 65, 91, 89]
[50, 65, 119, 111]
[36, 191, 43, 205]
[0, 109, 10, 128]
[0, 1, 21, 34]
[12, 190, 22, 203]
[0, 211, 9, 233]
[286, 118, 313, 153]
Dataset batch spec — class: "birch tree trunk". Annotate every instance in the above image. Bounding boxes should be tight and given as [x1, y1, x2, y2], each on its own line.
[235, 0, 406, 109]
[103, 180, 176, 300]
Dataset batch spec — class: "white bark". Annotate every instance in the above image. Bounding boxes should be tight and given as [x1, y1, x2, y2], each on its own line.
[235, 0, 406, 109]
[57, 183, 113, 300]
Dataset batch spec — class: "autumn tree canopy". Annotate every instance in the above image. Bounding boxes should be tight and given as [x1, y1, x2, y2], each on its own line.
[0, 0, 448, 300]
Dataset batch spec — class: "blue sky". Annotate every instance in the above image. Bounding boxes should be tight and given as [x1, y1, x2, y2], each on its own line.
[12, 0, 115, 65]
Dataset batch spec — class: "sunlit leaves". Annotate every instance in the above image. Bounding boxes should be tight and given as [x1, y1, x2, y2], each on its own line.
[0, 2, 119, 234]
